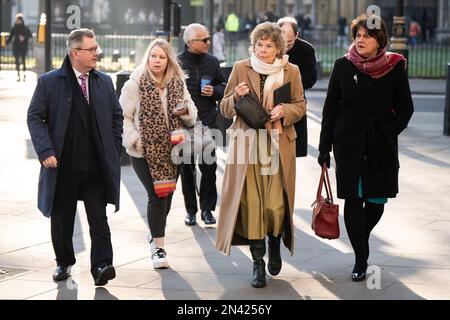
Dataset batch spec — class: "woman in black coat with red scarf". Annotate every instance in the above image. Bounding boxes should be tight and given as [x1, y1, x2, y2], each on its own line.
[318, 13, 414, 282]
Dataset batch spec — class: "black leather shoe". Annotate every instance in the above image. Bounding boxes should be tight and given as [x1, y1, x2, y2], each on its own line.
[201, 210, 216, 225]
[94, 265, 116, 286]
[351, 262, 367, 282]
[52, 265, 71, 282]
[184, 213, 197, 226]
[351, 272, 367, 282]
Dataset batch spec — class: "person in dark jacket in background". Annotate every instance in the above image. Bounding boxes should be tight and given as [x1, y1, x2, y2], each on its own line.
[318, 14, 414, 282]
[7, 13, 32, 82]
[178, 23, 226, 227]
[278, 16, 317, 157]
[27, 29, 123, 286]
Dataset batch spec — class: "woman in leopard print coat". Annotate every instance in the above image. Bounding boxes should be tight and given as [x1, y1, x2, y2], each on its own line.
[119, 39, 198, 269]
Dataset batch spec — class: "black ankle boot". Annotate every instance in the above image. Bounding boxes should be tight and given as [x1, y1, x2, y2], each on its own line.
[267, 235, 282, 276]
[249, 240, 266, 288]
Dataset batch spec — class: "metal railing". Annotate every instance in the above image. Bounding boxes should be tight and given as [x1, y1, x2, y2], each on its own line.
[1, 32, 449, 78]
[52, 33, 156, 71]
[0, 33, 157, 73]
[314, 36, 450, 78]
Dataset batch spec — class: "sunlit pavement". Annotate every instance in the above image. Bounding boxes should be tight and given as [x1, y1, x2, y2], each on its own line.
[0, 70, 449, 300]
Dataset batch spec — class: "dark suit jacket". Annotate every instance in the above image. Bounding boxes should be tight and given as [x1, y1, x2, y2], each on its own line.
[27, 57, 124, 217]
[287, 38, 317, 157]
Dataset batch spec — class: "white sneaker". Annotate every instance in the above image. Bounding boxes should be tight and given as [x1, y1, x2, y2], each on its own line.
[152, 248, 169, 269]
[146, 233, 156, 253]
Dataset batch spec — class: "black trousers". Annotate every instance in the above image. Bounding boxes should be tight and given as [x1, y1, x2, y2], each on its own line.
[344, 198, 385, 272]
[130, 156, 174, 238]
[14, 53, 26, 73]
[180, 156, 217, 214]
[51, 178, 112, 276]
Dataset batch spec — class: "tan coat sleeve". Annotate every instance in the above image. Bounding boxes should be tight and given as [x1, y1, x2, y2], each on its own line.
[282, 65, 306, 127]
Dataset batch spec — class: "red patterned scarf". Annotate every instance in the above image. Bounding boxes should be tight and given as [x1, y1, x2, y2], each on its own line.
[139, 73, 185, 198]
[345, 44, 407, 79]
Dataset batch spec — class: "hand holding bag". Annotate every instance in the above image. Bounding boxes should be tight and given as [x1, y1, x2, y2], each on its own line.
[234, 94, 270, 129]
[311, 164, 340, 240]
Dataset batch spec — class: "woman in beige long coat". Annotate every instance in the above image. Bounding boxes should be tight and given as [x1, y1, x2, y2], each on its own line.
[215, 22, 306, 288]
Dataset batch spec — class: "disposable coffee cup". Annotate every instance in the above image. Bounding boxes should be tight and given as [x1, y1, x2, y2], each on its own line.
[200, 77, 212, 91]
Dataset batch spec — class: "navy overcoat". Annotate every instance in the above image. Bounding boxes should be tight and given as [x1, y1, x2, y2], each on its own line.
[27, 57, 123, 217]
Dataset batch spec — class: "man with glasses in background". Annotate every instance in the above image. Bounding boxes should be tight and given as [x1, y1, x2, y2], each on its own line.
[178, 23, 226, 227]
[27, 28, 123, 286]
[278, 16, 317, 158]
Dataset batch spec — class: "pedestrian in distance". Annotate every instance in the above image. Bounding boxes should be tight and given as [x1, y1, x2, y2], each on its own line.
[215, 22, 306, 288]
[318, 13, 414, 282]
[27, 28, 123, 286]
[120, 38, 198, 270]
[213, 24, 226, 64]
[7, 13, 32, 82]
[336, 16, 349, 48]
[409, 17, 421, 47]
[178, 23, 226, 228]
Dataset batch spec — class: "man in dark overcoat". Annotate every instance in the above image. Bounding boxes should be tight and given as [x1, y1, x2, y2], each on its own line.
[278, 16, 318, 157]
[27, 29, 123, 286]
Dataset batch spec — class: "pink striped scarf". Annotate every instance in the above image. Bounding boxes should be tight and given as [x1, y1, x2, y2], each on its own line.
[345, 44, 407, 79]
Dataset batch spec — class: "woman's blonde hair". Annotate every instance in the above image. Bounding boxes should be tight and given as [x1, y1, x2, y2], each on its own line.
[249, 22, 287, 59]
[141, 38, 187, 86]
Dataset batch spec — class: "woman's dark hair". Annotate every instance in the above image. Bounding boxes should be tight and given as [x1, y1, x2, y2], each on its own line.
[351, 13, 389, 49]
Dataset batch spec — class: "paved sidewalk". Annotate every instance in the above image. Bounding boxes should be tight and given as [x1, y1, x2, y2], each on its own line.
[0, 70, 449, 300]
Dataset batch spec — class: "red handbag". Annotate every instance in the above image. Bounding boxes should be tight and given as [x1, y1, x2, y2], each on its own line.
[311, 164, 340, 239]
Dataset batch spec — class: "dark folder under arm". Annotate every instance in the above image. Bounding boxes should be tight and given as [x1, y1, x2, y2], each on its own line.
[274, 82, 291, 106]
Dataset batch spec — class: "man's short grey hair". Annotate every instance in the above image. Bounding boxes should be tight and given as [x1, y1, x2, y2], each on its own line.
[183, 23, 207, 44]
[66, 28, 95, 55]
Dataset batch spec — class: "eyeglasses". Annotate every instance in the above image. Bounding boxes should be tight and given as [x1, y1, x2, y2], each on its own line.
[191, 37, 211, 44]
[75, 47, 100, 54]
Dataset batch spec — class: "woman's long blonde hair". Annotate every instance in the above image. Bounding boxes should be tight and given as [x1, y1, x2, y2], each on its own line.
[141, 38, 187, 86]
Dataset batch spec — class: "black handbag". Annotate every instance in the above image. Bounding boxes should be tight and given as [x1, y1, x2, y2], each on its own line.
[234, 94, 270, 129]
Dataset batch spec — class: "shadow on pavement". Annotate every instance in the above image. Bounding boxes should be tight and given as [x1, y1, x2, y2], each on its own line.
[286, 208, 425, 300]
[56, 277, 78, 300]
[94, 287, 119, 300]
[189, 224, 304, 300]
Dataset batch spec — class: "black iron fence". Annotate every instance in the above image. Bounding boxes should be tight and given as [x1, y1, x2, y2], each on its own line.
[51, 33, 156, 71]
[314, 36, 450, 78]
[0, 33, 156, 73]
[1, 32, 449, 78]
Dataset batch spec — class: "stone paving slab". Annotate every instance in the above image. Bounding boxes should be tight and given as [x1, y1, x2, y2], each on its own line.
[0, 71, 449, 300]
